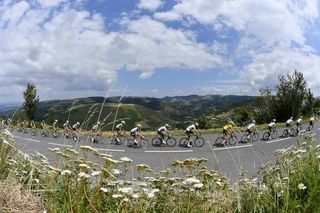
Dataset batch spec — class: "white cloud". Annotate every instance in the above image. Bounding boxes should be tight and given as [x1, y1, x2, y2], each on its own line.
[0, 2, 223, 100]
[37, 0, 68, 8]
[138, 0, 163, 11]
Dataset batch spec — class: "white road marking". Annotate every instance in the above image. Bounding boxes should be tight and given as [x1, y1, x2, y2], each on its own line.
[145, 150, 193, 153]
[95, 148, 125, 152]
[13, 136, 40, 143]
[213, 144, 252, 151]
[266, 137, 291, 144]
[48, 143, 73, 148]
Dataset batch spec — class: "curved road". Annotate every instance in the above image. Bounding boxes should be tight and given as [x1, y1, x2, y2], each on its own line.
[10, 124, 320, 180]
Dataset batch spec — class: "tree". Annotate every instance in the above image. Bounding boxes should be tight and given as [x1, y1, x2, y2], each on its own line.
[23, 83, 39, 121]
[302, 88, 315, 116]
[274, 70, 308, 121]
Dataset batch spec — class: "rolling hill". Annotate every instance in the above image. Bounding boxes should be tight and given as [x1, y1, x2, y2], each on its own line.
[1, 95, 254, 130]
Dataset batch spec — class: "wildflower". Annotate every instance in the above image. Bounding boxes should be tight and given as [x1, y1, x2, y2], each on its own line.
[277, 190, 284, 197]
[298, 183, 307, 190]
[65, 148, 79, 155]
[61, 170, 72, 176]
[80, 145, 94, 151]
[132, 193, 140, 199]
[33, 179, 39, 184]
[100, 187, 108, 193]
[79, 164, 91, 169]
[147, 193, 155, 198]
[183, 177, 200, 185]
[283, 177, 289, 181]
[35, 151, 48, 161]
[78, 172, 91, 179]
[112, 194, 123, 199]
[92, 171, 102, 177]
[123, 198, 129, 202]
[119, 187, 133, 194]
[194, 183, 204, 189]
[120, 157, 132, 163]
[111, 169, 121, 175]
[151, 188, 160, 194]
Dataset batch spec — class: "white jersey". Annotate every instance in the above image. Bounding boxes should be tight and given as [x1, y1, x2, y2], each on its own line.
[297, 118, 302, 124]
[268, 122, 276, 127]
[116, 123, 123, 130]
[52, 121, 58, 128]
[92, 124, 99, 131]
[286, 119, 293, 124]
[63, 122, 69, 128]
[72, 123, 79, 129]
[247, 123, 255, 130]
[158, 126, 167, 132]
[186, 124, 196, 132]
[130, 127, 139, 133]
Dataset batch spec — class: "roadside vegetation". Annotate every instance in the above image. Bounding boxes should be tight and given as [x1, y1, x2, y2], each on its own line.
[1, 128, 320, 212]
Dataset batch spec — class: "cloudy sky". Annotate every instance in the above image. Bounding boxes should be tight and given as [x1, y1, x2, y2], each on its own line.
[1, 0, 320, 103]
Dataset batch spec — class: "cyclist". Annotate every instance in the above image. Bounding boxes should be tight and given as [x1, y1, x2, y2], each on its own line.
[114, 120, 126, 143]
[246, 120, 257, 140]
[222, 121, 235, 145]
[296, 116, 303, 133]
[286, 117, 294, 129]
[267, 119, 276, 140]
[185, 123, 199, 148]
[157, 124, 170, 144]
[30, 120, 36, 129]
[22, 120, 28, 133]
[63, 120, 71, 138]
[72, 122, 81, 132]
[91, 121, 102, 142]
[130, 124, 144, 146]
[309, 116, 315, 130]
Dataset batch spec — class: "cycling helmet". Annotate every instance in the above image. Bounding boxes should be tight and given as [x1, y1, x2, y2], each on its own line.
[290, 117, 293, 120]
[97, 121, 101, 125]
[77, 122, 80, 125]
[252, 120, 256, 123]
[165, 124, 169, 128]
[66, 120, 69, 123]
[55, 119, 58, 122]
[300, 116, 303, 119]
[195, 122, 199, 127]
[121, 120, 126, 124]
[273, 119, 276, 122]
[137, 124, 141, 128]
[229, 121, 236, 126]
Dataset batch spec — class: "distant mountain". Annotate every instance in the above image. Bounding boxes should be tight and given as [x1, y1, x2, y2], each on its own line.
[1, 95, 255, 130]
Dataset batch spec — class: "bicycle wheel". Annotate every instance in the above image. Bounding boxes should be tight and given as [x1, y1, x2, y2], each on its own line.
[271, 129, 278, 139]
[31, 130, 37, 136]
[241, 134, 248, 143]
[252, 132, 259, 142]
[127, 139, 134, 147]
[290, 128, 297, 137]
[140, 138, 149, 149]
[263, 132, 270, 141]
[166, 137, 177, 147]
[214, 137, 224, 146]
[194, 137, 205, 147]
[151, 137, 161, 147]
[179, 138, 188, 147]
[228, 135, 238, 145]
[282, 130, 288, 138]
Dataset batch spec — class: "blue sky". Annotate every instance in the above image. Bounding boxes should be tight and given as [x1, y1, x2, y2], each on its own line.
[0, 0, 320, 103]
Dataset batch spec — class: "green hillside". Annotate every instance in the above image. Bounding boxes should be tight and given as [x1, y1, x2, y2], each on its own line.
[2, 95, 254, 130]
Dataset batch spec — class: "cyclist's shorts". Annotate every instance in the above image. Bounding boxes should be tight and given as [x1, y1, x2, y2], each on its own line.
[186, 130, 193, 136]
[72, 127, 77, 131]
[115, 127, 121, 132]
[158, 130, 165, 136]
[310, 121, 314, 126]
[223, 129, 228, 135]
[247, 129, 252, 134]
[130, 132, 137, 138]
[296, 122, 301, 126]
[268, 126, 273, 132]
[286, 123, 291, 127]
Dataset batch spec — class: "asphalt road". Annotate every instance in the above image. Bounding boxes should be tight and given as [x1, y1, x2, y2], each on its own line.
[9, 123, 320, 181]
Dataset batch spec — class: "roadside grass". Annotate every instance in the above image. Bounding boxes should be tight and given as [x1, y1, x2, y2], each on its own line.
[0, 128, 319, 212]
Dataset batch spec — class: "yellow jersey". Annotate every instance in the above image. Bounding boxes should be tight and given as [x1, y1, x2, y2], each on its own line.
[223, 124, 233, 131]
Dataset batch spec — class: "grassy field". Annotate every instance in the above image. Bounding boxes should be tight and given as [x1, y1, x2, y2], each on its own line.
[0, 127, 320, 212]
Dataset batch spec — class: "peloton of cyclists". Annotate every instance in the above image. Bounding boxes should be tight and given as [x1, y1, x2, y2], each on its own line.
[157, 124, 170, 144]
[185, 123, 199, 148]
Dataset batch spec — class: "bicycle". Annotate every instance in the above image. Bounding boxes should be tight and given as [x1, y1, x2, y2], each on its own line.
[52, 129, 61, 138]
[215, 133, 238, 146]
[31, 129, 38, 136]
[241, 131, 259, 143]
[179, 134, 205, 147]
[281, 127, 297, 138]
[263, 128, 278, 140]
[306, 124, 314, 131]
[151, 135, 177, 147]
[110, 135, 129, 145]
[40, 129, 49, 137]
[127, 137, 149, 149]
